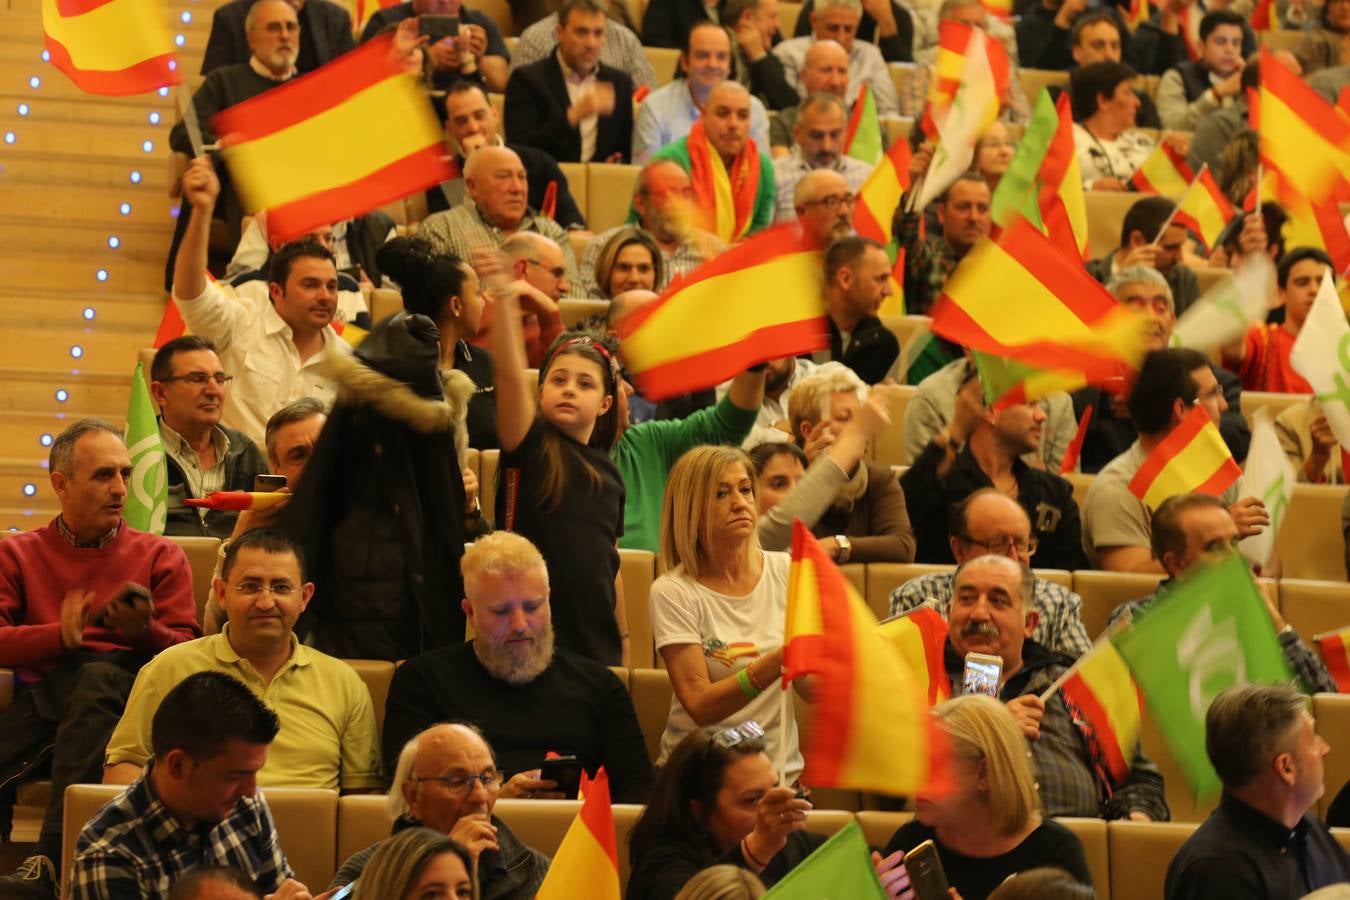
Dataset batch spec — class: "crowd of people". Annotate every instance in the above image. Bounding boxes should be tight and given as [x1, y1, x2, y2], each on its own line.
[6, 0, 1350, 895]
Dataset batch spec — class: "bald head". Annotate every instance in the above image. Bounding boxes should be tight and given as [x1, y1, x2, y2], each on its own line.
[397, 723, 498, 833]
[794, 169, 853, 246]
[952, 489, 1035, 565]
[245, 0, 299, 75]
[703, 82, 753, 161]
[801, 40, 850, 99]
[464, 146, 528, 229]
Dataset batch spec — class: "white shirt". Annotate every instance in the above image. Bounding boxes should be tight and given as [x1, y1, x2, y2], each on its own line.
[650, 552, 805, 784]
[173, 279, 347, 448]
[558, 49, 600, 163]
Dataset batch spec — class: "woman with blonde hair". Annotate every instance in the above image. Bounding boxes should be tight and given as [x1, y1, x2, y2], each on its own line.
[649, 445, 804, 785]
[355, 826, 476, 900]
[673, 865, 766, 900]
[883, 694, 1093, 900]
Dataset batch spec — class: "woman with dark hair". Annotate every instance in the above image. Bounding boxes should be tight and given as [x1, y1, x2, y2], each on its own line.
[593, 227, 665, 299]
[356, 827, 476, 900]
[626, 724, 909, 900]
[1295, 0, 1350, 74]
[1071, 60, 1155, 191]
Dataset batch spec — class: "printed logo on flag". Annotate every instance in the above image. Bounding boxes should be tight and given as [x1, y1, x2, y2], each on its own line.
[127, 433, 167, 533]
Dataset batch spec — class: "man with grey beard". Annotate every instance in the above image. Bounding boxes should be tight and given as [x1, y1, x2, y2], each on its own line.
[940, 554, 1169, 821]
[380, 532, 653, 802]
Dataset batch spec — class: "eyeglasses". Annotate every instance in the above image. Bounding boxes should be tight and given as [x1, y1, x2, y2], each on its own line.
[960, 535, 1039, 557]
[162, 372, 234, 387]
[526, 259, 568, 280]
[232, 580, 297, 597]
[711, 720, 765, 749]
[1191, 384, 1225, 404]
[803, 193, 856, 210]
[410, 769, 504, 794]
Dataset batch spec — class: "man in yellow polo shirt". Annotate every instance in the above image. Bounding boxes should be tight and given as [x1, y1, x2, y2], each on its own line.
[101, 528, 382, 791]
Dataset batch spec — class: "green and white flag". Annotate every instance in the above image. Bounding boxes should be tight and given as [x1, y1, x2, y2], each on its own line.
[1112, 552, 1292, 797]
[123, 361, 167, 534]
[762, 819, 887, 899]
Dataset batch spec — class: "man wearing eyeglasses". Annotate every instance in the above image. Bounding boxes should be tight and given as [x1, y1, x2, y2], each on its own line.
[102, 528, 382, 794]
[149, 336, 268, 540]
[1083, 347, 1269, 572]
[330, 722, 550, 897]
[772, 94, 872, 225]
[463, 232, 569, 369]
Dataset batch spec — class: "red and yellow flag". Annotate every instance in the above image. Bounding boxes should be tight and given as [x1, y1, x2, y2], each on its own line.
[1171, 165, 1235, 251]
[1259, 47, 1350, 206]
[616, 226, 826, 400]
[877, 606, 951, 706]
[852, 137, 912, 315]
[929, 218, 1147, 379]
[213, 34, 453, 244]
[923, 21, 1011, 138]
[42, 0, 179, 95]
[844, 83, 883, 166]
[1316, 627, 1350, 692]
[536, 767, 620, 900]
[1038, 93, 1090, 260]
[979, 0, 1013, 18]
[685, 117, 764, 243]
[183, 491, 290, 511]
[1059, 641, 1142, 786]
[1127, 405, 1242, 508]
[1126, 0, 1150, 30]
[783, 521, 948, 793]
[1250, 0, 1275, 30]
[1130, 141, 1195, 198]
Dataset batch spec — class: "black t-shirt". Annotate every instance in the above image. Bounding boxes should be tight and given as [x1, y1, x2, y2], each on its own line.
[496, 417, 625, 664]
[381, 641, 653, 803]
[884, 820, 1092, 900]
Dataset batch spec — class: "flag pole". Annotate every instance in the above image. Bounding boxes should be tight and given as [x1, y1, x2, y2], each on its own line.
[776, 681, 790, 785]
[1038, 618, 1130, 704]
[1152, 163, 1206, 245]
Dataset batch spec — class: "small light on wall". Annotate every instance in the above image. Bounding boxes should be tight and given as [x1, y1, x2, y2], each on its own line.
[3, 132, 14, 145]
[148, 112, 161, 125]
[28, 76, 39, 88]
[16, 103, 28, 116]
[180, 10, 192, 21]
[83, 307, 96, 320]
[22, 484, 36, 497]
[107, 236, 120, 249]
[174, 34, 186, 47]
[40, 50, 50, 62]
[158, 86, 170, 97]
[39, 434, 53, 447]
[119, 202, 132, 215]
[141, 140, 154, 153]
[70, 345, 84, 359]
[129, 170, 142, 184]
[95, 269, 108, 282]
[55, 389, 69, 402]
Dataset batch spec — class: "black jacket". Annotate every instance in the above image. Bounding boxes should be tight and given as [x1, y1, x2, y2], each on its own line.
[824, 315, 899, 385]
[200, 0, 354, 75]
[640, 0, 711, 48]
[901, 442, 1088, 570]
[792, 0, 914, 62]
[281, 313, 472, 661]
[504, 55, 635, 163]
[162, 422, 268, 539]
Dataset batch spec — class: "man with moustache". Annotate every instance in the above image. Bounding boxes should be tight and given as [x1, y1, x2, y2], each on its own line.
[791, 170, 856, 248]
[1070, 265, 1248, 474]
[381, 532, 652, 803]
[773, 95, 872, 224]
[940, 554, 1169, 820]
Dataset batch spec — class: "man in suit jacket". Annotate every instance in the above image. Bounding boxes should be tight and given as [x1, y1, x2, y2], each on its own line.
[200, 0, 353, 75]
[504, 0, 634, 164]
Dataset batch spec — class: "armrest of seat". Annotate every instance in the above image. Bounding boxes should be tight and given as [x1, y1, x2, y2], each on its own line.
[0, 668, 14, 713]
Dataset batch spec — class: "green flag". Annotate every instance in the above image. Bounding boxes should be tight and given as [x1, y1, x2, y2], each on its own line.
[989, 89, 1057, 230]
[844, 83, 882, 166]
[762, 820, 887, 899]
[123, 361, 168, 534]
[1112, 553, 1293, 797]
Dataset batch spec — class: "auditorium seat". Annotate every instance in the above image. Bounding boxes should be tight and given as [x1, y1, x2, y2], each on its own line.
[1072, 570, 1163, 639]
[335, 793, 391, 872]
[557, 162, 588, 223]
[619, 549, 656, 668]
[853, 810, 915, 850]
[869, 381, 917, 468]
[0, 668, 11, 713]
[1259, 28, 1302, 52]
[644, 47, 680, 87]
[479, 449, 499, 527]
[367, 288, 402, 326]
[586, 163, 642, 234]
[342, 659, 396, 738]
[888, 63, 915, 106]
[1018, 68, 1069, 106]
[1276, 484, 1348, 581]
[1193, 267, 1231, 295]
[629, 667, 673, 764]
[1279, 579, 1350, 646]
[167, 536, 221, 626]
[1085, 192, 1142, 260]
[1063, 471, 1093, 516]
[1313, 693, 1350, 819]
[1106, 820, 1195, 900]
[1238, 390, 1306, 436]
[802, 808, 854, 838]
[560, 298, 610, 327]
[841, 562, 866, 598]
[1059, 817, 1112, 900]
[781, 2, 802, 36]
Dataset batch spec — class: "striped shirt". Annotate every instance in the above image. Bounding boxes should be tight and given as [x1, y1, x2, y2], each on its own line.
[70, 772, 291, 900]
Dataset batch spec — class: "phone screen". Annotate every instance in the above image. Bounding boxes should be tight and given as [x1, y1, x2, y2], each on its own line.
[962, 654, 1002, 697]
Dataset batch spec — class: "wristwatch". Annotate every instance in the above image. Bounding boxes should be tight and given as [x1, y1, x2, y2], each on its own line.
[833, 535, 852, 564]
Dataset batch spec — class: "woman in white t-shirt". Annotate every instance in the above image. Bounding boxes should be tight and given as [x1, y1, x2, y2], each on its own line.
[1071, 61, 1156, 191]
[649, 445, 805, 786]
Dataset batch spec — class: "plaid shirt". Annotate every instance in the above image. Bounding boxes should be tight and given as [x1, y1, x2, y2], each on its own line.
[415, 203, 583, 298]
[70, 772, 291, 900]
[889, 572, 1093, 659]
[1109, 588, 1338, 694]
[893, 206, 965, 317]
[942, 639, 1170, 822]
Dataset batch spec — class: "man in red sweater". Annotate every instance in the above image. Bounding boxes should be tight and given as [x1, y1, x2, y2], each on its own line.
[0, 419, 199, 900]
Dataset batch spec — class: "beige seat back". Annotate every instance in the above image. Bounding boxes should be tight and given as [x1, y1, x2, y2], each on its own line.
[869, 382, 918, 468]
[1315, 693, 1350, 818]
[557, 162, 588, 224]
[342, 659, 396, 738]
[261, 787, 340, 890]
[1072, 571, 1163, 640]
[62, 784, 123, 898]
[1280, 579, 1350, 646]
[629, 668, 674, 764]
[1106, 820, 1196, 900]
[1276, 485, 1348, 581]
[336, 793, 394, 868]
[167, 536, 222, 626]
[1085, 192, 1143, 260]
[644, 47, 680, 86]
[1059, 817, 1111, 900]
[559, 298, 610, 327]
[619, 549, 656, 668]
[586, 163, 642, 234]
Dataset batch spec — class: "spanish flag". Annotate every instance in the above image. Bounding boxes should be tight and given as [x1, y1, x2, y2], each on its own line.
[1260, 47, 1350, 205]
[1058, 640, 1142, 786]
[1125, 0, 1150, 31]
[184, 491, 290, 511]
[1130, 141, 1195, 198]
[979, 0, 1012, 18]
[876, 606, 951, 706]
[1171, 164, 1235, 251]
[783, 521, 947, 793]
[989, 91, 1087, 260]
[853, 137, 911, 314]
[844, 83, 882, 166]
[1127, 404, 1242, 508]
[616, 226, 826, 400]
[213, 33, 454, 244]
[1316, 627, 1350, 692]
[1250, 0, 1275, 30]
[536, 767, 620, 900]
[929, 218, 1147, 379]
[971, 350, 1089, 408]
[42, 0, 179, 95]
[923, 21, 1011, 138]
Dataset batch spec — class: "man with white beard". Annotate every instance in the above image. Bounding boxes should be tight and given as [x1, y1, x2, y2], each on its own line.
[380, 531, 653, 803]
